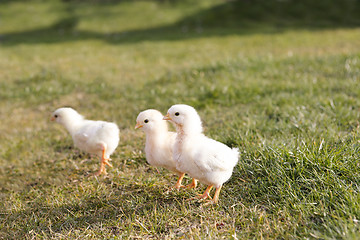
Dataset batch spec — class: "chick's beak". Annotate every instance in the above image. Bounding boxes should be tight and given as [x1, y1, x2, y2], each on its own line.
[135, 122, 143, 129]
[163, 113, 172, 121]
[50, 116, 55, 121]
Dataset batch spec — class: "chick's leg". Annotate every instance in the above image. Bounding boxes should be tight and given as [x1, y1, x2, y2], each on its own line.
[204, 185, 222, 205]
[184, 178, 198, 189]
[173, 173, 185, 190]
[212, 185, 222, 203]
[95, 143, 112, 176]
[188, 185, 213, 201]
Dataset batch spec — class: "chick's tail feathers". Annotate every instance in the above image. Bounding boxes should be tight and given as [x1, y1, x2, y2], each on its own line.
[232, 147, 240, 156]
[231, 147, 240, 167]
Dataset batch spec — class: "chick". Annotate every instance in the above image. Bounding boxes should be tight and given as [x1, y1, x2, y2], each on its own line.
[135, 109, 197, 190]
[164, 104, 239, 204]
[51, 107, 120, 176]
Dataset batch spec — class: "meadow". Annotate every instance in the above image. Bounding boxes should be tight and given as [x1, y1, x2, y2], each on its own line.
[0, 0, 360, 238]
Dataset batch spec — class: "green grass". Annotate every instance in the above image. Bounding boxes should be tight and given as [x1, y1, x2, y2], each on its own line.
[1, 0, 360, 238]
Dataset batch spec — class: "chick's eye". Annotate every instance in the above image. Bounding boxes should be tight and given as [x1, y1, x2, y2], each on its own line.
[54, 114, 58, 118]
[175, 112, 180, 116]
[144, 119, 149, 123]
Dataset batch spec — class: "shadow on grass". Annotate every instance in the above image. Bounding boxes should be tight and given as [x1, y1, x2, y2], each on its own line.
[1, 0, 360, 46]
[1, 182, 186, 238]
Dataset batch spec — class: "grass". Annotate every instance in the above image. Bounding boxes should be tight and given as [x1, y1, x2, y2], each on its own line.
[0, 0, 360, 238]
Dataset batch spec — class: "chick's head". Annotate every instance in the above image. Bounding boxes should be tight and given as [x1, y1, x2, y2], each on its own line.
[135, 109, 168, 132]
[164, 104, 203, 134]
[50, 107, 83, 125]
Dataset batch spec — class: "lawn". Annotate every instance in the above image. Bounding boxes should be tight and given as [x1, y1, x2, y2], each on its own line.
[0, 0, 360, 239]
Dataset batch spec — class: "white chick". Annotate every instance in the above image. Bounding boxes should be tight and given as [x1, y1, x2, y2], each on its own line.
[51, 107, 120, 176]
[135, 109, 197, 190]
[164, 104, 239, 204]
